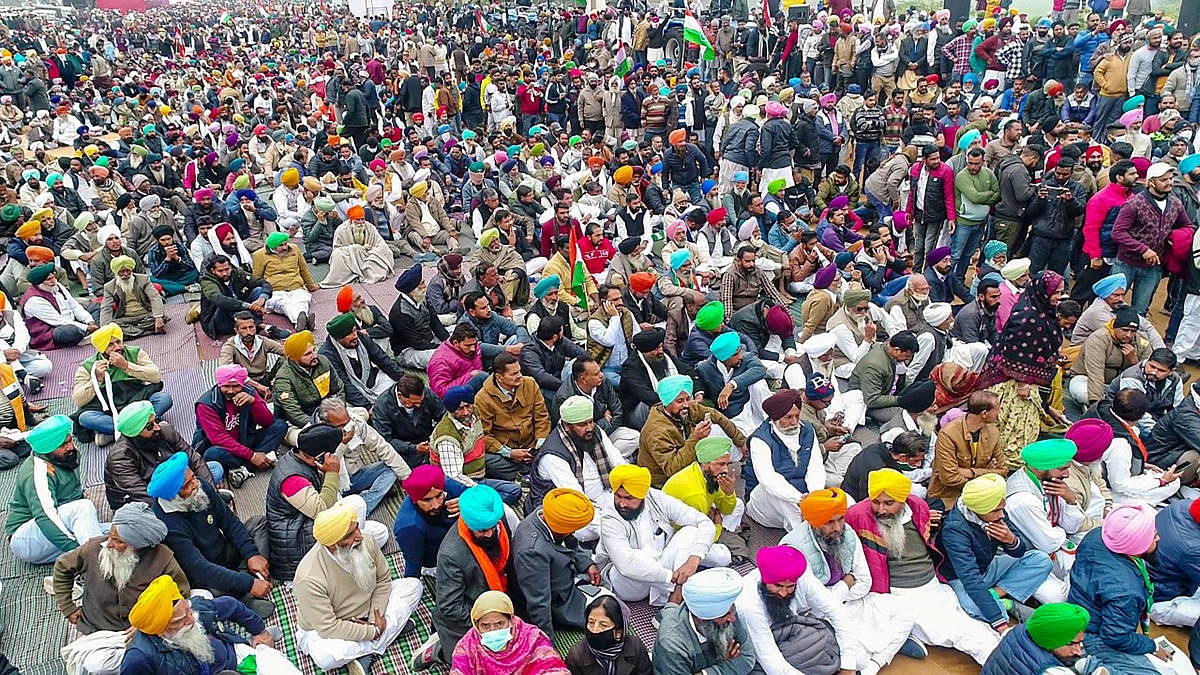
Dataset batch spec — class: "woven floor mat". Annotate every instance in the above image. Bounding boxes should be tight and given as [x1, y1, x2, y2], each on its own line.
[31, 341, 94, 402]
[0, 573, 69, 674]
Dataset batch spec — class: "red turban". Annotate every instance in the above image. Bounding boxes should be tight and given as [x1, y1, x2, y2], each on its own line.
[630, 272, 656, 294]
[337, 285, 355, 313]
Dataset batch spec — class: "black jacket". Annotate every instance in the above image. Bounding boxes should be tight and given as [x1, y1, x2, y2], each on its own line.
[842, 441, 911, 503]
[104, 422, 216, 510]
[622, 288, 668, 325]
[520, 338, 588, 396]
[198, 267, 271, 339]
[317, 335, 405, 409]
[618, 350, 682, 415]
[388, 293, 448, 353]
[552, 377, 626, 433]
[369, 383, 445, 468]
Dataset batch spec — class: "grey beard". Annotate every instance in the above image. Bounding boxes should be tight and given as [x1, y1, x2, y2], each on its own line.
[164, 620, 215, 664]
[332, 542, 376, 592]
[165, 488, 210, 513]
[696, 618, 735, 658]
[876, 513, 907, 555]
[97, 541, 139, 591]
[816, 530, 842, 556]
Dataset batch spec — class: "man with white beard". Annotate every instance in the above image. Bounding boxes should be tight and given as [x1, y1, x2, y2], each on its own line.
[744, 389, 828, 530]
[124, 574, 296, 674]
[55, 502, 186, 675]
[294, 502, 424, 675]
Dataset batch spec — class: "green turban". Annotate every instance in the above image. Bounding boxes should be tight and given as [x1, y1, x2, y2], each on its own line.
[314, 197, 336, 212]
[0, 204, 20, 224]
[130, 144, 148, 157]
[559, 395, 594, 424]
[231, 174, 251, 190]
[767, 178, 786, 195]
[656, 374, 693, 406]
[326, 312, 357, 340]
[695, 301, 725, 331]
[469, 161, 485, 172]
[265, 232, 289, 250]
[110, 255, 136, 275]
[116, 400, 154, 437]
[27, 263, 54, 285]
[1021, 439, 1078, 471]
[842, 288, 871, 306]
[696, 436, 732, 463]
[27, 414, 72, 455]
[1026, 603, 1091, 651]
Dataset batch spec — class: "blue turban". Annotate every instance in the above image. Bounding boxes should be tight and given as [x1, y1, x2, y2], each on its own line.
[462, 129, 476, 141]
[460, 485, 505, 531]
[45, 173, 61, 188]
[733, 171, 749, 182]
[438, 124, 451, 134]
[788, 77, 801, 87]
[710, 332, 740, 361]
[27, 414, 72, 455]
[394, 264, 422, 293]
[501, 159, 518, 173]
[701, 179, 716, 195]
[147, 452, 189, 500]
[534, 274, 561, 299]
[670, 249, 692, 270]
[235, 188, 257, 202]
[682, 567, 744, 620]
[657, 374, 693, 406]
[1181, 153, 1200, 175]
[982, 240, 1007, 261]
[958, 129, 981, 151]
[1123, 95, 1145, 113]
[1091, 273, 1128, 299]
[229, 158, 246, 171]
[834, 251, 854, 268]
[442, 385, 475, 413]
[650, 162, 663, 175]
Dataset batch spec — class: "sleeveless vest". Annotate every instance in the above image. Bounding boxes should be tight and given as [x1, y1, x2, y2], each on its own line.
[743, 420, 816, 495]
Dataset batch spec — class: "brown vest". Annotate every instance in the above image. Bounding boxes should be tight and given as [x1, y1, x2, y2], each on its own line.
[75, 537, 179, 635]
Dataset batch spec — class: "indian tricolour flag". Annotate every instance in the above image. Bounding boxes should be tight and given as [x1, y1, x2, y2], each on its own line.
[476, 11, 491, 36]
[567, 224, 588, 311]
[683, 12, 715, 61]
[614, 43, 632, 78]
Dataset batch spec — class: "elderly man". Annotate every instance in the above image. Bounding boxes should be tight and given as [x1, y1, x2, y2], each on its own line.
[315, 397, 411, 514]
[735, 545, 865, 675]
[72, 323, 172, 442]
[194, 364, 287, 485]
[696, 331, 770, 434]
[265, 424, 389, 581]
[996, 257, 1031, 329]
[883, 275, 932, 332]
[782, 488, 922, 670]
[845, 469, 1000, 664]
[744, 389, 828, 530]
[416, 485, 517, 671]
[55, 502, 184, 675]
[937, 474, 1055, 631]
[1072, 273, 1165, 349]
[653, 566, 757, 675]
[619, 328, 683, 428]
[1005, 439, 1081, 595]
[664, 436, 750, 562]
[640, 374, 747, 488]
[252, 232, 319, 331]
[273, 331, 344, 444]
[320, 312, 404, 409]
[388, 265, 446, 369]
[294, 502, 424, 674]
[928, 391, 1005, 506]
[105, 401, 219, 510]
[148, 454, 275, 618]
[474, 352, 551, 481]
[981, 603, 1093, 675]
[394, 466, 468, 578]
[20, 262, 97, 349]
[99, 255, 166, 338]
[600, 464, 725, 606]
[123, 575, 292, 675]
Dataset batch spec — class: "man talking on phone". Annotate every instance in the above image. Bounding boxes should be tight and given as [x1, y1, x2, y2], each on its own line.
[1004, 439, 1083, 597]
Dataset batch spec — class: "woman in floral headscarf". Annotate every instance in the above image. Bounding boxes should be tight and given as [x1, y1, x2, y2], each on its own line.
[976, 270, 1066, 391]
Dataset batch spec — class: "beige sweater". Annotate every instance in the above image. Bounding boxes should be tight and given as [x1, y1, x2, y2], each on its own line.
[293, 536, 393, 642]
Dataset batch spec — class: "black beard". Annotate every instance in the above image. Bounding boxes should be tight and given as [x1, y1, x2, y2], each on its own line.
[50, 450, 79, 470]
[615, 502, 645, 521]
[758, 582, 795, 624]
[471, 531, 502, 557]
[704, 472, 720, 493]
[418, 504, 449, 523]
[572, 432, 596, 453]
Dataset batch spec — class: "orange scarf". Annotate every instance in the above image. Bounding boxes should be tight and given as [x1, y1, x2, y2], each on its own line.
[457, 517, 509, 592]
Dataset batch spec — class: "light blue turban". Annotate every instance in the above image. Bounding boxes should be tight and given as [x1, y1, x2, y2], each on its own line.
[657, 375, 694, 406]
[682, 567, 744, 619]
[958, 129, 981, 152]
[460, 485, 505, 531]
[710, 332, 740, 361]
[670, 249, 692, 270]
[1092, 273, 1128, 298]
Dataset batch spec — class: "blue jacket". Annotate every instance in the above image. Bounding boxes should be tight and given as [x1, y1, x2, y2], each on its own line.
[1067, 529, 1157, 656]
[1073, 30, 1109, 73]
[743, 420, 817, 495]
[980, 625, 1063, 675]
[815, 111, 848, 156]
[153, 481, 261, 596]
[225, 199, 279, 240]
[766, 221, 799, 253]
[694, 352, 766, 417]
[935, 506, 1029, 627]
[121, 596, 264, 675]
[924, 267, 971, 304]
[1149, 500, 1200, 602]
[680, 326, 756, 372]
[662, 143, 709, 187]
[394, 478, 468, 577]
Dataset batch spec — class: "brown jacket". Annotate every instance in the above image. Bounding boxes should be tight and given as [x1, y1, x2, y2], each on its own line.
[639, 402, 746, 487]
[251, 245, 319, 293]
[927, 415, 1005, 504]
[1071, 330, 1151, 404]
[474, 373, 551, 454]
[800, 289, 838, 342]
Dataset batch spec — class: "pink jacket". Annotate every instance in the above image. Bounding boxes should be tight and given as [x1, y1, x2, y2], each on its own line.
[428, 339, 482, 398]
[905, 162, 957, 223]
[845, 495, 943, 593]
[1082, 182, 1131, 259]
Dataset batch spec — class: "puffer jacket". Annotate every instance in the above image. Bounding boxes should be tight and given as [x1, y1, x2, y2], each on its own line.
[721, 117, 760, 167]
[1027, 175, 1087, 240]
[980, 625, 1063, 675]
[757, 117, 793, 169]
[1149, 500, 1200, 602]
[1067, 528, 1157, 656]
[265, 452, 322, 580]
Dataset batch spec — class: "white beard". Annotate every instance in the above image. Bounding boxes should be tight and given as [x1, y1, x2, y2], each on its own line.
[876, 513, 907, 556]
[771, 422, 802, 451]
[164, 620, 215, 664]
[165, 488, 210, 513]
[332, 542, 376, 591]
[97, 541, 139, 591]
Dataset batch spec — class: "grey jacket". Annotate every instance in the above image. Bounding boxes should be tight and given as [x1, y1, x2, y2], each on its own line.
[652, 602, 757, 675]
[511, 513, 594, 642]
[995, 153, 1035, 222]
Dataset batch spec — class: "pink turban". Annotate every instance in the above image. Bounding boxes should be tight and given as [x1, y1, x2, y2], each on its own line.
[667, 219, 687, 240]
[402, 464, 446, 501]
[1064, 419, 1114, 464]
[1142, 115, 1162, 135]
[369, 158, 385, 171]
[819, 93, 837, 107]
[1102, 504, 1157, 555]
[494, 151, 508, 164]
[892, 211, 908, 231]
[757, 545, 808, 584]
[214, 364, 248, 386]
[813, 20, 824, 30]
[193, 188, 214, 201]
[1132, 157, 1150, 178]
[1119, 110, 1143, 127]
[765, 101, 787, 118]
[766, 305, 794, 337]
[366, 183, 384, 202]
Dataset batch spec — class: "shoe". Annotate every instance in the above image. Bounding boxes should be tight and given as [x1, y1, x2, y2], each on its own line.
[295, 311, 308, 332]
[185, 283, 201, 293]
[218, 488, 235, 502]
[26, 377, 42, 396]
[95, 433, 114, 446]
[264, 325, 291, 340]
[898, 637, 927, 659]
[185, 303, 201, 324]
[244, 597, 277, 619]
[399, 618, 416, 636]
[346, 659, 366, 675]
[355, 654, 378, 674]
[307, 311, 316, 331]
[43, 575, 53, 594]
[411, 633, 440, 672]
[227, 466, 251, 489]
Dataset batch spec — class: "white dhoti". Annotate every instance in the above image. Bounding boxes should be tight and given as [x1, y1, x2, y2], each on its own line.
[606, 524, 732, 606]
[607, 427, 641, 461]
[759, 166, 793, 197]
[1175, 295, 1200, 360]
[718, 158, 750, 193]
[1151, 589, 1200, 627]
[265, 287, 312, 325]
[62, 630, 127, 675]
[745, 486, 801, 531]
[524, 257, 549, 276]
[296, 578, 424, 671]
[824, 441, 863, 488]
[844, 593, 920, 675]
[886, 579, 1001, 665]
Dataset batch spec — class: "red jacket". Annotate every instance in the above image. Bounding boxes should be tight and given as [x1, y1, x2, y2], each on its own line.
[578, 237, 617, 275]
[845, 495, 945, 593]
[905, 162, 957, 223]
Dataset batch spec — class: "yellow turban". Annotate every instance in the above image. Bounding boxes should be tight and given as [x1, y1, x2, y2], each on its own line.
[409, 180, 429, 199]
[313, 501, 357, 546]
[542, 488, 594, 534]
[961, 473, 1007, 515]
[800, 488, 848, 527]
[91, 323, 123, 353]
[613, 165, 633, 185]
[31, 207, 53, 222]
[280, 167, 300, 188]
[867, 469, 912, 502]
[479, 229, 500, 247]
[128, 575, 183, 635]
[15, 220, 40, 240]
[609, 465, 651, 500]
[284, 330, 314, 362]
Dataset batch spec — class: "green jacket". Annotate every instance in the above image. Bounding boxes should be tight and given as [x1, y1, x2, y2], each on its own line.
[5, 455, 84, 553]
[814, 175, 861, 213]
[848, 342, 905, 410]
[954, 166, 1001, 225]
[272, 356, 343, 427]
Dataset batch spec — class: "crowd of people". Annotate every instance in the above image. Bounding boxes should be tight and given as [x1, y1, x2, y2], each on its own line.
[3, 0, 1200, 673]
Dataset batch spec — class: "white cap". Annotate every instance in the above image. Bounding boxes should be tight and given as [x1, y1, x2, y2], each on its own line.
[1146, 162, 1176, 180]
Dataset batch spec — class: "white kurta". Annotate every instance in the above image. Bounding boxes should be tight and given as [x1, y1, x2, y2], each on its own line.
[536, 429, 627, 542]
[746, 425, 826, 530]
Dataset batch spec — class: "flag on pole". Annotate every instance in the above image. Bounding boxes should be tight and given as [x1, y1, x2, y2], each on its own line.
[614, 43, 632, 78]
[683, 12, 715, 61]
[219, 11, 232, 24]
[477, 11, 491, 36]
[763, 0, 772, 29]
[567, 225, 588, 311]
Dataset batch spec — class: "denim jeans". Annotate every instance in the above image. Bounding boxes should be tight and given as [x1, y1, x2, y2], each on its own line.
[948, 550, 1053, 622]
[346, 461, 397, 514]
[673, 181, 704, 204]
[202, 418, 289, 470]
[1111, 260, 1163, 315]
[865, 189, 893, 219]
[1028, 235, 1072, 276]
[951, 220, 986, 282]
[206, 461, 225, 487]
[480, 477, 524, 506]
[854, 141, 880, 181]
[602, 363, 621, 388]
[79, 392, 174, 435]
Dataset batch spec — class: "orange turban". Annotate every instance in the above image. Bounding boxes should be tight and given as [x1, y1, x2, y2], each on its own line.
[800, 488, 848, 527]
[336, 285, 355, 313]
[614, 165, 633, 185]
[346, 205, 365, 220]
[629, 272, 656, 294]
[587, 156, 605, 169]
[25, 245, 54, 264]
[669, 129, 687, 145]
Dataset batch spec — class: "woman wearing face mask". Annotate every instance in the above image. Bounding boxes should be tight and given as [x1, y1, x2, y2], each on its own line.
[566, 595, 652, 675]
[450, 590, 568, 675]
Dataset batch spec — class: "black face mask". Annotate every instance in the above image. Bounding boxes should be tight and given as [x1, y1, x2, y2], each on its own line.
[50, 449, 79, 471]
[586, 627, 620, 650]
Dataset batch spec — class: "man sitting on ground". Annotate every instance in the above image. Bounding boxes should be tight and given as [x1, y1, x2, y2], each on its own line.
[100, 255, 167, 338]
[105, 400, 220, 510]
[193, 364, 287, 486]
[315, 396, 412, 514]
[652, 567, 757, 674]
[320, 312, 404, 408]
[394, 466, 467, 579]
